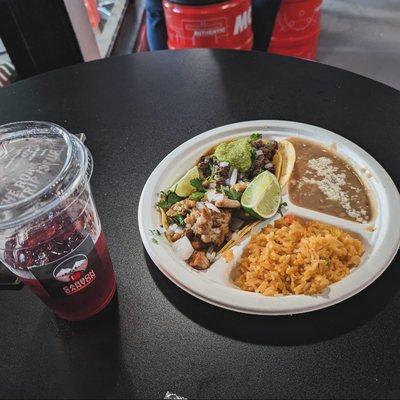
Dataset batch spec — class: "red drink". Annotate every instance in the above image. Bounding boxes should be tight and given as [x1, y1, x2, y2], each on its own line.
[11, 232, 115, 320]
[0, 121, 116, 320]
[4, 201, 116, 320]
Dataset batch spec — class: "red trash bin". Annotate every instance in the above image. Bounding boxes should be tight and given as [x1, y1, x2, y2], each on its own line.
[269, 0, 322, 60]
[163, 0, 253, 50]
[84, 0, 100, 29]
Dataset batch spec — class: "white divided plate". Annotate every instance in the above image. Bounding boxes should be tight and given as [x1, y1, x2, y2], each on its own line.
[138, 121, 400, 315]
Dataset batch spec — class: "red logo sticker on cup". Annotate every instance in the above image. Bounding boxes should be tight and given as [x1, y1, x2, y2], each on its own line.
[29, 235, 98, 298]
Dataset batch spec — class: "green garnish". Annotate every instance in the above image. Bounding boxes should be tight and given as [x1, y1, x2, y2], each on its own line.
[190, 178, 206, 192]
[149, 229, 161, 244]
[222, 187, 242, 201]
[250, 133, 262, 142]
[171, 214, 185, 227]
[277, 201, 288, 217]
[322, 257, 331, 266]
[209, 163, 216, 180]
[156, 191, 182, 210]
[189, 191, 205, 201]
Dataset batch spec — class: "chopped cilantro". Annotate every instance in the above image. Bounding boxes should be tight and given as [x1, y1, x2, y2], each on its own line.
[189, 191, 205, 201]
[322, 257, 331, 266]
[190, 178, 206, 192]
[250, 133, 262, 142]
[222, 187, 242, 201]
[156, 191, 182, 210]
[149, 228, 161, 244]
[209, 163, 216, 180]
[171, 214, 185, 227]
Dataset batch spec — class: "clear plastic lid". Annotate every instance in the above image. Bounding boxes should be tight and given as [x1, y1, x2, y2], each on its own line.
[0, 121, 93, 230]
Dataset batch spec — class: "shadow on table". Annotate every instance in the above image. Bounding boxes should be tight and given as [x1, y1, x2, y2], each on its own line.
[145, 249, 400, 346]
[53, 293, 135, 398]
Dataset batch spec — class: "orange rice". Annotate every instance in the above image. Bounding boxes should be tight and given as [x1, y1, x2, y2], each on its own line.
[234, 216, 364, 296]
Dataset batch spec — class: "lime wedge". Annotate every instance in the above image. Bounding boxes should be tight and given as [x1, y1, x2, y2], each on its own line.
[170, 166, 199, 197]
[241, 170, 281, 219]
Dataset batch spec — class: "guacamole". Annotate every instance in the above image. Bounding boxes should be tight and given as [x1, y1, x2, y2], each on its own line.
[214, 138, 252, 172]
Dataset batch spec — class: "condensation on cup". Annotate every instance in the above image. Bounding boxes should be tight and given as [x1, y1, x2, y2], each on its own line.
[0, 121, 116, 320]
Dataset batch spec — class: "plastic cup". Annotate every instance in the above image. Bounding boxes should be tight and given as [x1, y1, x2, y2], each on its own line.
[0, 121, 116, 320]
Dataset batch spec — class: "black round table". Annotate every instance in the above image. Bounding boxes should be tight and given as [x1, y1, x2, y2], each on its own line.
[0, 50, 399, 399]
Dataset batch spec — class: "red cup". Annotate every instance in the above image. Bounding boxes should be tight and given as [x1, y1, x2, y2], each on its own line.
[163, 0, 253, 50]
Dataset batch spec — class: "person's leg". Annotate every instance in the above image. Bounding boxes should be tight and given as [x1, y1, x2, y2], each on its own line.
[252, 0, 282, 51]
[145, 0, 168, 50]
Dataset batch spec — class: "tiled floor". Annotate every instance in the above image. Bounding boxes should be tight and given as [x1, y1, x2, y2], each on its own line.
[318, 0, 400, 90]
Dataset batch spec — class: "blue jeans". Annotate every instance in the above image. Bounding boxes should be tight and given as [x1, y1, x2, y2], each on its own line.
[145, 0, 168, 50]
[145, 0, 281, 51]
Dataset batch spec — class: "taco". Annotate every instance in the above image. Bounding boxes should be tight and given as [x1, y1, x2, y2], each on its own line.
[155, 133, 295, 270]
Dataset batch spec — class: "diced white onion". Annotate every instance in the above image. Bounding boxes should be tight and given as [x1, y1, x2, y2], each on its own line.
[168, 224, 178, 233]
[214, 193, 224, 202]
[265, 162, 273, 169]
[256, 150, 263, 156]
[229, 168, 238, 186]
[206, 190, 215, 201]
[220, 161, 229, 167]
[172, 236, 194, 260]
[196, 202, 205, 210]
[206, 191, 224, 203]
[209, 182, 216, 189]
[205, 202, 220, 213]
[168, 224, 183, 234]
[206, 251, 216, 262]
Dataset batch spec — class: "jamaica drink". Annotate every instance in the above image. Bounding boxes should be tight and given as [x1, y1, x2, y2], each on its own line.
[0, 122, 116, 320]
